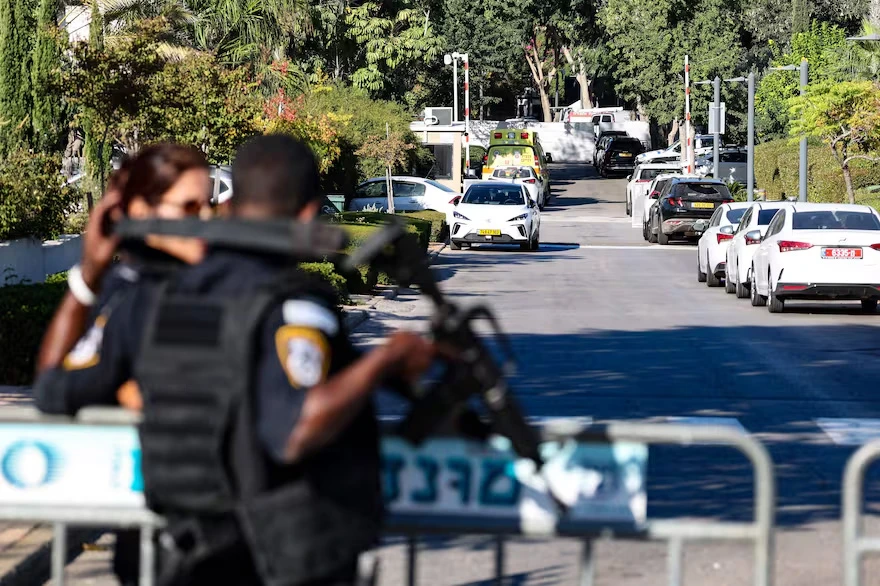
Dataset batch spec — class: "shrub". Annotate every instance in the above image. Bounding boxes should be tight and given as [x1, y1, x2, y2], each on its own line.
[338, 213, 431, 250]
[0, 280, 67, 385]
[299, 262, 353, 304]
[755, 138, 880, 202]
[0, 150, 78, 241]
[398, 210, 448, 243]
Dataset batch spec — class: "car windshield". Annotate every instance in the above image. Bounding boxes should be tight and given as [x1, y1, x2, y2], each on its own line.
[758, 209, 781, 225]
[424, 179, 455, 192]
[462, 186, 525, 205]
[726, 208, 747, 223]
[792, 210, 880, 230]
[673, 183, 730, 198]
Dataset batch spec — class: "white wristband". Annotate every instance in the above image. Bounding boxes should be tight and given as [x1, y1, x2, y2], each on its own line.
[67, 264, 97, 307]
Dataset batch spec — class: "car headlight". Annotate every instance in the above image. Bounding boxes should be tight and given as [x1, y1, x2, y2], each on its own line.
[508, 214, 528, 222]
[453, 211, 470, 220]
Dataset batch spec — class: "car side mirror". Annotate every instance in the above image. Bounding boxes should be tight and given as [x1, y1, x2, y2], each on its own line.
[693, 220, 708, 232]
[746, 229, 762, 243]
[545, 153, 553, 162]
[650, 191, 660, 199]
[452, 197, 461, 206]
[626, 175, 632, 181]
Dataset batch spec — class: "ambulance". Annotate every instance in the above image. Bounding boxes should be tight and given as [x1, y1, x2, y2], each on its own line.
[482, 129, 551, 205]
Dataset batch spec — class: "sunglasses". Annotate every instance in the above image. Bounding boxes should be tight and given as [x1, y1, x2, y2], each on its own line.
[158, 199, 206, 216]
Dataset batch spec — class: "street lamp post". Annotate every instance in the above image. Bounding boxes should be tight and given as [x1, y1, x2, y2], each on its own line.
[770, 60, 809, 202]
[444, 52, 472, 177]
[724, 73, 756, 202]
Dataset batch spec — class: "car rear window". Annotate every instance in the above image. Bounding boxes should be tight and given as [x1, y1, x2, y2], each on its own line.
[726, 208, 747, 223]
[757, 209, 781, 225]
[792, 210, 880, 230]
[487, 146, 536, 168]
[424, 179, 455, 192]
[609, 139, 644, 153]
[673, 183, 730, 198]
[641, 168, 679, 180]
[462, 185, 525, 205]
[493, 167, 533, 179]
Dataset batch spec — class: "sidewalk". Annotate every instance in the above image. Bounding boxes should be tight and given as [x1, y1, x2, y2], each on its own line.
[1, 241, 448, 585]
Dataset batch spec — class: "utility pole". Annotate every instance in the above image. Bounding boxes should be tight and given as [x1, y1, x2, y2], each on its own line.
[684, 56, 692, 172]
[799, 58, 808, 201]
[713, 76, 721, 180]
[747, 71, 755, 202]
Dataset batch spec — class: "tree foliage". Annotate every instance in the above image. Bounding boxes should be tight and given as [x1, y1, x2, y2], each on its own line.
[789, 80, 880, 203]
[31, 0, 66, 151]
[0, 149, 77, 240]
[0, 0, 37, 152]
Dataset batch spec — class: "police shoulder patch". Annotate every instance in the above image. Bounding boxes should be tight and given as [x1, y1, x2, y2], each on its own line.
[274, 326, 331, 389]
[62, 315, 107, 371]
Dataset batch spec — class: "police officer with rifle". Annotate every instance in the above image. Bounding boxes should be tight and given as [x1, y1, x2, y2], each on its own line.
[37, 134, 440, 586]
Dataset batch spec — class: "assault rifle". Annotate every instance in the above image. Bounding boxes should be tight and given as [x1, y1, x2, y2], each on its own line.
[114, 216, 545, 470]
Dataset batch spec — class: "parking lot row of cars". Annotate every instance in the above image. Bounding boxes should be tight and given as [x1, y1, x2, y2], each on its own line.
[623, 162, 880, 313]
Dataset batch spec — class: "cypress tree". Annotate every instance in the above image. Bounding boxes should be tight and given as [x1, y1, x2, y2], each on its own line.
[0, 0, 20, 152]
[31, 0, 64, 151]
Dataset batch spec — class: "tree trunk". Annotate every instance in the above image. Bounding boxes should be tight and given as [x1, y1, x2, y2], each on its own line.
[525, 42, 556, 122]
[538, 87, 553, 122]
[667, 119, 680, 146]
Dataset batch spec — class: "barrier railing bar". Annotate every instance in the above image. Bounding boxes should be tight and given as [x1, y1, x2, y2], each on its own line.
[579, 539, 595, 586]
[647, 520, 759, 540]
[599, 422, 775, 586]
[842, 440, 880, 586]
[140, 525, 155, 586]
[53, 523, 66, 586]
[494, 536, 504, 585]
[407, 534, 417, 586]
[668, 537, 683, 586]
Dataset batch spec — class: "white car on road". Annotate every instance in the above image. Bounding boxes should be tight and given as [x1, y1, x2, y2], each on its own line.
[636, 135, 715, 164]
[448, 181, 540, 251]
[639, 174, 683, 238]
[625, 162, 682, 217]
[695, 202, 751, 287]
[725, 201, 795, 298]
[347, 176, 460, 213]
[487, 166, 547, 209]
[750, 203, 880, 313]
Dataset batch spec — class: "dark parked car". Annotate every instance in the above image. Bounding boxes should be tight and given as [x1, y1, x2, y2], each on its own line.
[647, 177, 734, 245]
[598, 137, 646, 178]
[592, 131, 629, 168]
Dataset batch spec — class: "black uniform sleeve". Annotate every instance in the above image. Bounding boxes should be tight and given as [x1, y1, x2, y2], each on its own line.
[255, 295, 343, 463]
[33, 286, 145, 416]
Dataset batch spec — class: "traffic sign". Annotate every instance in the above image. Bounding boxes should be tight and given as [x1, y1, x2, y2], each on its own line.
[708, 102, 726, 134]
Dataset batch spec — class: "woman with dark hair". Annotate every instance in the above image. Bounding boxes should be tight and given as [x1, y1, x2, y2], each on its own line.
[36, 143, 211, 376]
[33, 143, 212, 586]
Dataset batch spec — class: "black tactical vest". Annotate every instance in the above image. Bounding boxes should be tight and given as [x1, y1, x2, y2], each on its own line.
[134, 267, 382, 586]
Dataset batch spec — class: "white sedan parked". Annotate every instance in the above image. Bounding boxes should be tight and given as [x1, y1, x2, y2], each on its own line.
[695, 202, 751, 287]
[347, 176, 460, 213]
[725, 201, 795, 298]
[750, 203, 880, 313]
[448, 181, 540, 251]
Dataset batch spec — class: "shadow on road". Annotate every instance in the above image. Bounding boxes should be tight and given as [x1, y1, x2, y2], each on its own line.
[373, 323, 880, 530]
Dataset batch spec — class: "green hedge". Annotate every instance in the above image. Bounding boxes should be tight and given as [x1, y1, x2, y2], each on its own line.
[755, 139, 880, 202]
[336, 213, 432, 250]
[0, 280, 67, 385]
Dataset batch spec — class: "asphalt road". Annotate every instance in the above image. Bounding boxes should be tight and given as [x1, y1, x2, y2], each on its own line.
[355, 163, 880, 586]
[55, 163, 880, 585]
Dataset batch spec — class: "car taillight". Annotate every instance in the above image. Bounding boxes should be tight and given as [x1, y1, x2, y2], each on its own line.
[523, 178, 536, 184]
[666, 197, 683, 206]
[494, 132, 502, 139]
[871, 244, 880, 251]
[717, 233, 734, 244]
[722, 199, 733, 204]
[778, 240, 812, 252]
[521, 132, 529, 139]
[637, 179, 651, 182]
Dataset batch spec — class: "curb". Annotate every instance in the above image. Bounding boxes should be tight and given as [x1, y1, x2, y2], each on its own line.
[342, 242, 445, 332]
[0, 528, 101, 586]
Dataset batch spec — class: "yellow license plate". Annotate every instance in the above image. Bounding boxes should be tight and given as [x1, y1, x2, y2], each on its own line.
[478, 229, 502, 236]
[691, 202, 715, 209]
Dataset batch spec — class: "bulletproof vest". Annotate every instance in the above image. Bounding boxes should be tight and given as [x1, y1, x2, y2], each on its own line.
[134, 268, 382, 586]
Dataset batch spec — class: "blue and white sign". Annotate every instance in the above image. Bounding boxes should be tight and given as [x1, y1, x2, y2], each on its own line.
[382, 435, 647, 535]
[0, 423, 143, 508]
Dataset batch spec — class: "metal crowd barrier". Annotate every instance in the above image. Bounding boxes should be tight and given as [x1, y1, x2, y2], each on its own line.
[0, 408, 775, 586]
[843, 439, 880, 586]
